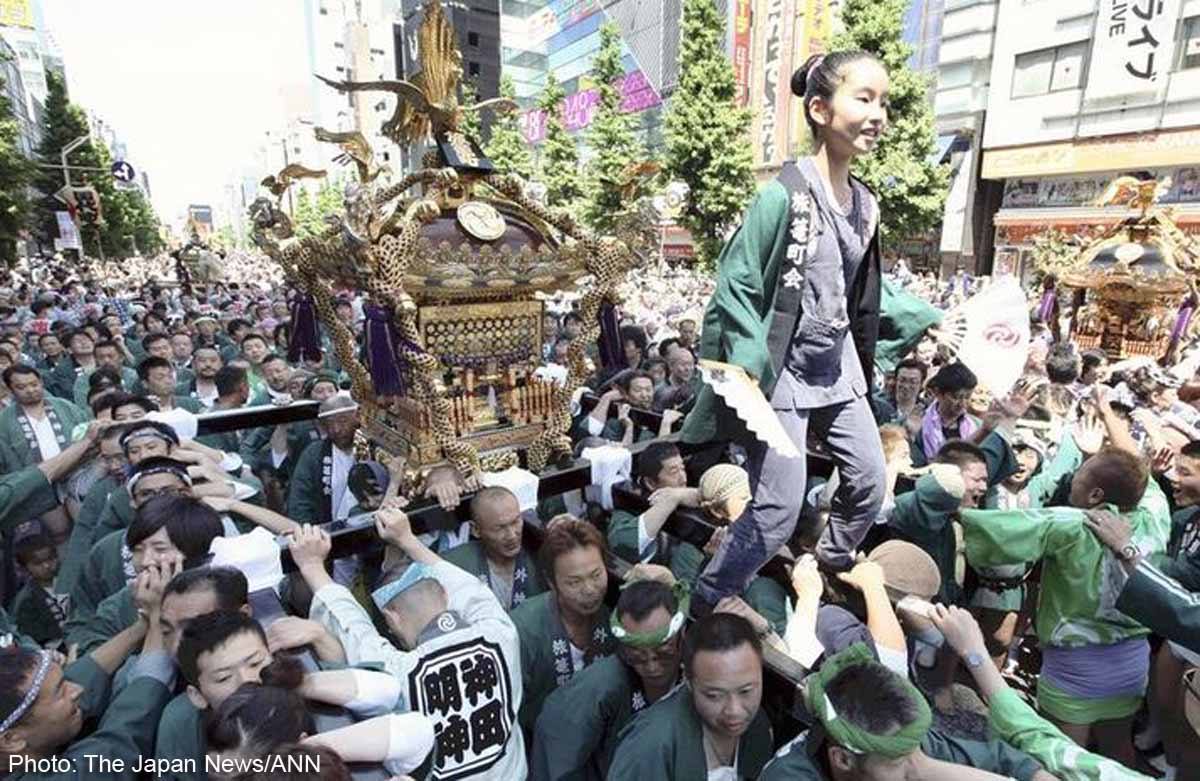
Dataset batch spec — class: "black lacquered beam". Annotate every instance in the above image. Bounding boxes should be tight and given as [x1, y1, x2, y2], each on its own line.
[195, 400, 321, 435]
[280, 437, 727, 573]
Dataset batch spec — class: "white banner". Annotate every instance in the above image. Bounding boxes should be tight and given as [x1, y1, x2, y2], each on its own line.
[55, 211, 80, 250]
[952, 277, 1031, 397]
[1086, 0, 1182, 104]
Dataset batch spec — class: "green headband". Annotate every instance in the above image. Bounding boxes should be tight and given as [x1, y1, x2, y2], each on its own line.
[610, 580, 691, 648]
[804, 643, 931, 759]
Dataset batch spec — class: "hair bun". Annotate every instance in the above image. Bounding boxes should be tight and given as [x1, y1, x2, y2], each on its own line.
[791, 65, 809, 98]
[791, 54, 823, 97]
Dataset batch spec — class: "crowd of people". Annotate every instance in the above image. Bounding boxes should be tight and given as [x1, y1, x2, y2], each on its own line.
[1, 54, 1199, 781]
[0, 229, 1198, 781]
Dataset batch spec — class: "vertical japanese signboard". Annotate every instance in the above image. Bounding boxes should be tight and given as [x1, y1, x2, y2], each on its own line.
[1086, 0, 1182, 104]
[754, 0, 791, 167]
[733, 0, 753, 106]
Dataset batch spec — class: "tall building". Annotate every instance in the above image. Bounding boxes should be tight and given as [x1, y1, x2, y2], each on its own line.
[0, 36, 36, 158]
[904, 0, 945, 75]
[0, 0, 62, 119]
[982, 0, 1200, 281]
[927, 0, 1002, 274]
[302, 0, 403, 173]
[514, 0, 684, 157]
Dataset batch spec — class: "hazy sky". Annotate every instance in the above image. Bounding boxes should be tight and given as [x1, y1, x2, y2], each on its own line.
[43, 0, 312, 227]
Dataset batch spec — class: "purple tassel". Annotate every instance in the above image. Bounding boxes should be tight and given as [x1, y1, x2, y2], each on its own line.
[288, 294, 322, 364]
[363, 303, 408, 396]
[596, 302, 623, 372]
[1038, 290, 1056, 323]
[1171, 303, 1194, 345]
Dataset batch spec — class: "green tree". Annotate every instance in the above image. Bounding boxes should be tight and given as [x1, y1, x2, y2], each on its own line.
[536, 71, 583, 209]
[581, 22, 647, 233]
[315, 177, 344, 224]
[483, 74, 533, 179]
[459, 77, 483, 143]
[664, 0, 755, 268]
[0, 58, 34, 266]
[832, 0, 948, 246]
[33, 72, 163, 259]
[292, 187, 321, 238]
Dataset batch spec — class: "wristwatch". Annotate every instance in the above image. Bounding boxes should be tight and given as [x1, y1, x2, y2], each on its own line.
[1118, 542, 1142, 562]
[964, 650, 986, 670]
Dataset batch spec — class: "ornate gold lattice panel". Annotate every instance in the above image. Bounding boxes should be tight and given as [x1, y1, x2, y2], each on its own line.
[417, 300, 543, 370]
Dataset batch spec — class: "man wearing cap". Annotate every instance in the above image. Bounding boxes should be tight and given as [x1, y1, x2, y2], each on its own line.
[287, 394, 362, 525]
[759, 643, 1050, 781]
[293, 510, 528, 780]
[530, 574, 686, 781]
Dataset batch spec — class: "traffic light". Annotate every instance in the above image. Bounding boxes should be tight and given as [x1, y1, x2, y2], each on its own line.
[72, 187, 102, 226]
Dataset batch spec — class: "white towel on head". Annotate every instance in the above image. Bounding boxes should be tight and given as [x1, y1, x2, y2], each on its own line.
[582, 445, 632, 511]
[147, 407, 199, 440]
[480, 466, 541, 512]
[536, 363, 570, 387]
[208, 527, 283, 593]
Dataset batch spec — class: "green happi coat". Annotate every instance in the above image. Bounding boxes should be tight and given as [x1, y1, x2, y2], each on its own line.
[679, 178, 881, 446]
[962, 478, 1172, 648]
[11, 581, 67, 649]
[153, 692, 206, 781]
[889, 431, 1017, 604]
[287, 439, 335, 524]
[0, 397, 90, 472]
[46, 355, 86, 400]
[10, 654, 172, 781]
[72, 365, 139, 408]
[0, 465, 60, 535]
[1117, 559, 1200, 655]
[530, 655, 659, 781]
[66, 584, 137, 655]
[987, 687, 1150, 780]
[58, 475, 120, 596]
[0, 604, 40, 649]
[606, 510, 788, 633]
[606, 684, 773, 781]
[67, 529, 133, 628]
[758, 721, 1045, 780]
[511, 592, 615, 741]
[973, 435, 1083, 612]
[441, 540, 548, 611]
[91, 487, 136, 543]
[1160, 505, 1200, 589]
[874, 277, 945, 376]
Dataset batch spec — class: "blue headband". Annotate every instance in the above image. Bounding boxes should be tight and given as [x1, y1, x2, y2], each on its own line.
[371, 562, 436, 610]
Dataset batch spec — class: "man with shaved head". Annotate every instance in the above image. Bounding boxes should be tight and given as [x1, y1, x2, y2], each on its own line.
[442, 486, 547, 611]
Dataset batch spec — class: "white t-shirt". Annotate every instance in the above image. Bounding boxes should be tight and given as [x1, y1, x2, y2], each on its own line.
[29, 413, 61, 460]
[331, 445, 356, 521]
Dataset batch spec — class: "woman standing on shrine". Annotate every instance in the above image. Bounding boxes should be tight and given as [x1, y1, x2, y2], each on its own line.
[682, 50, 891, 614]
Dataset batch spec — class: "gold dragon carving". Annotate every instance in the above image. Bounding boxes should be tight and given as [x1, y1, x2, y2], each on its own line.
[250, 0, 643, 478]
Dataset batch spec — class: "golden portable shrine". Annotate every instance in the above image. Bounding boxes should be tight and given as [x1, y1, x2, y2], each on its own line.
[249, 0, 652, 479]
[1034, 176, 1200, 360]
